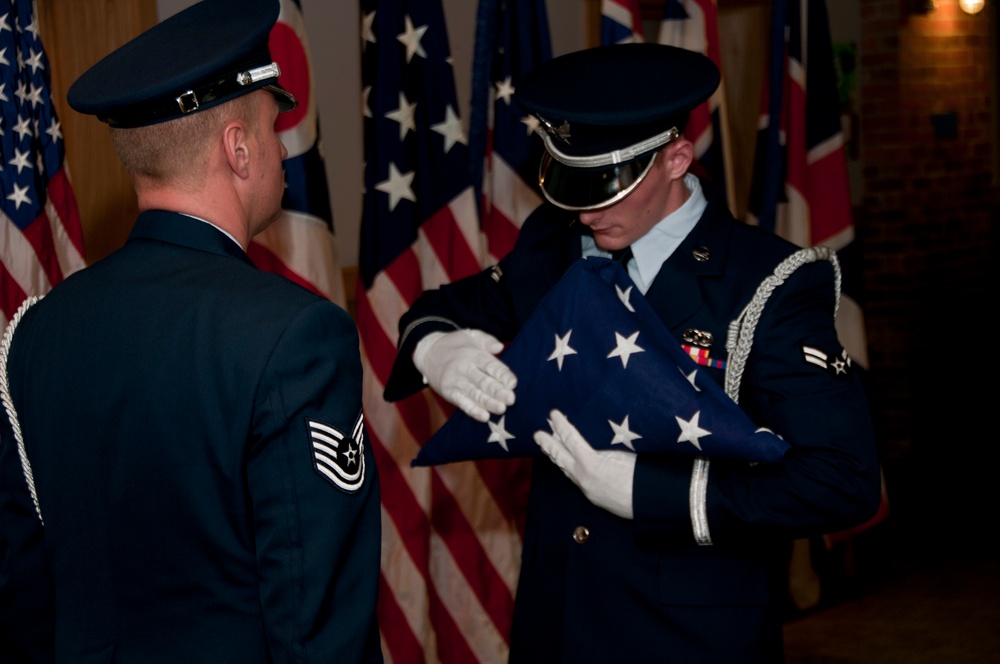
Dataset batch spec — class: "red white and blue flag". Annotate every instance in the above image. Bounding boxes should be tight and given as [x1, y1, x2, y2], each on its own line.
[249, 0, 346, 307]
[469, 0, 551, 264]
[600, 0, 644, 45]
[1, 0, 86, 332]
[658, 0, 733, 207]
[356, 1, 531, 660]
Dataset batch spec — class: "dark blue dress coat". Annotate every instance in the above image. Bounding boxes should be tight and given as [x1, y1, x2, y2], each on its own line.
[0, 211, 383, 663]
[383, 193, 881, 663]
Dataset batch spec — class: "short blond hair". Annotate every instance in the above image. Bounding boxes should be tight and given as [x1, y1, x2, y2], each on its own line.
[110, 93, 260, 190]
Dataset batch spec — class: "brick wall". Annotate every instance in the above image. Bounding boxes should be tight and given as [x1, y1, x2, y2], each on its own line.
[858, 0, 997, 551]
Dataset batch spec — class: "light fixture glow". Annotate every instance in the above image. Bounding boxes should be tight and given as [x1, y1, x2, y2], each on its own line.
[959, 0, 985, 14]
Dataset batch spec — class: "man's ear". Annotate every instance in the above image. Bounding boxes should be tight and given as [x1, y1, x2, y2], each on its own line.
[223, 121, 250, 179]
[664, 139, 694, 181]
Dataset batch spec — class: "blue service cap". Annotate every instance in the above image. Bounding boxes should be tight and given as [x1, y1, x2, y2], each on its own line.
[516, 43, 720, 211]
[67, 0, 297, 128]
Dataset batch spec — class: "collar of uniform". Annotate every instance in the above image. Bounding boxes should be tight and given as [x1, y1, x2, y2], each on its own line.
[630, 173, 707, 290]
[127, 210, 256, 267]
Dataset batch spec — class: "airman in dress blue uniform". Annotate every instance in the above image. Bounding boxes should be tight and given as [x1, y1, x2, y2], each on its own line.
[383, 43, 881, 662]
[0, 1, 382, 661]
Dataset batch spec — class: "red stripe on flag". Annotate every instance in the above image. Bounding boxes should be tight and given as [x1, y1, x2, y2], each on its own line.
[384, 249, 426, 308]
[422, 203, 482, 283]
[428, 470, 516, 636]
[21, 213, 64, 292]
[482, 204, 520, 264]
[46, 168, 85, 257]
[245, 242, 327, 298]
[0, 260, 28, 324]
[376, 573, 425, 664]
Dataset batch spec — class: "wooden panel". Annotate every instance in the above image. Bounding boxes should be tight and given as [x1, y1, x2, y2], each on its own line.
[36, 0, 158, 265]
[718, 3, 769, 221]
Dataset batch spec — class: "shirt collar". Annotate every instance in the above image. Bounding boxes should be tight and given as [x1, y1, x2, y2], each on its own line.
[630, 173, 706, 290]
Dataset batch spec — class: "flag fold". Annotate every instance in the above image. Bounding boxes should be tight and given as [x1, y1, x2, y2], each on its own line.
[414, 257, 790, 467]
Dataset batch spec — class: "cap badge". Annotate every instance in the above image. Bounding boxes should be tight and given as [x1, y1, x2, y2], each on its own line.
[237, 62, 281, 86]
[538, 116, 571, 143]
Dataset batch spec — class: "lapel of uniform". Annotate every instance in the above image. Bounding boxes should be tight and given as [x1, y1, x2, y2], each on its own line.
[127, 210, 257, 267]
[643, 197, 731, 331]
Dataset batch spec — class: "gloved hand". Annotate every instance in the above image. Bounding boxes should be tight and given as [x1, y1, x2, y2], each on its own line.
[413, 329, 518, 423]
[533, 409, 636, 519]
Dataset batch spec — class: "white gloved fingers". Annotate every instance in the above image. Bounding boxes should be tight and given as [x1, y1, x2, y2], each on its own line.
[463, 329, 506, 355]
[473, 358, 517, 405]
[533, 428, 575, 478]
[548, 409, 588, 454]
[536, 409, 636, 520]
[443, 386, 493, 423]
[413, 329, 518, 419]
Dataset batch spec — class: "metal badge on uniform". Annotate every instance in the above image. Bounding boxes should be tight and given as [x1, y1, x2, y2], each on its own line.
[802, 345, 852, 379]
[308, 413, 366, 493]
[681, 329, 725, 369]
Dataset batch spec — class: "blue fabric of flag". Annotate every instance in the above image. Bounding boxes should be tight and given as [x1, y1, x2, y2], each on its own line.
[358, 0, 473, 287]
[468, 0, 551, 217]
[413, 257, 791, 467]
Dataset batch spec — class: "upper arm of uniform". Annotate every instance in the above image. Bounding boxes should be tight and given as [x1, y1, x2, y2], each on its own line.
[247, 300, 381, 659]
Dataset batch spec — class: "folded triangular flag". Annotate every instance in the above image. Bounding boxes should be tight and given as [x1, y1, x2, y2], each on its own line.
[413, 257, 789, 467]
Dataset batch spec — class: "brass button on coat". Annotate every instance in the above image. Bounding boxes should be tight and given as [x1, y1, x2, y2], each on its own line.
[572, 526, 590, 543]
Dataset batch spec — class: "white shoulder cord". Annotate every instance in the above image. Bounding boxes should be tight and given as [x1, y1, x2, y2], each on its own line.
[1, 296, 44, 525]
[689, 247, 841, 546]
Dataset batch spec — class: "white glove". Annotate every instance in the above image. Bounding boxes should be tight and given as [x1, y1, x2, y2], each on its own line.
[533, 409, 636, 519]
[413, 329, 517, 423]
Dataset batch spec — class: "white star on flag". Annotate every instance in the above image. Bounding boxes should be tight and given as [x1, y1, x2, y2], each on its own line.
[385, 92, 417, 139]
[681, 367, 700, 391]
[397, 15, 428, 62]
[676, 410, 711, 451]
[609, 415, 642, 450]
[608, 330, 644, 368]
[615, 283, 635, 312]
[495, 76, 515, 104]
[375, 162, 416, 211]
[487, 415, 515, 451]
[521, 113, 540, 136]
[547, 330, 577, 370]
[431, 105, 466, 153]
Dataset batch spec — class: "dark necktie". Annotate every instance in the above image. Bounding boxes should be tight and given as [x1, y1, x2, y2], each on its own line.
[610, 246, 633, 267]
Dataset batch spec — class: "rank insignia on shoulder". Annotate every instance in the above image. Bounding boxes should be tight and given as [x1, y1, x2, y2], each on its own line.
[308, 413, 366, 493]
[802, 346, 852, 379]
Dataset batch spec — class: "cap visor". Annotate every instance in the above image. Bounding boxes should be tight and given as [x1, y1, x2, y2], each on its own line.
[539, 151, 657, 211]
[266, 84, 298, 113]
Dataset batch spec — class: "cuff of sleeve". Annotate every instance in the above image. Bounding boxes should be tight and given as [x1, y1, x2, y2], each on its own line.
[384, 320, 456, 402]
[633, 455, 704, 544]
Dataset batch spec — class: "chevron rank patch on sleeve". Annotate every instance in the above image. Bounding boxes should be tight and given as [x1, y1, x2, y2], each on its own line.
[308, 414, 366, 493]
[802, 345, 852, 379]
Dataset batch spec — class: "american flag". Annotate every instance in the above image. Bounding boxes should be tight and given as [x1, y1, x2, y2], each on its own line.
[1, 0, 86, 332]
[415, 257, 791, 468]
[600, 0, 644, 45]
[247, 0, 346, 307]
[468, 0, 551, 264]
[357, 1, 529, 661]
[658, 0, 734, 208]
